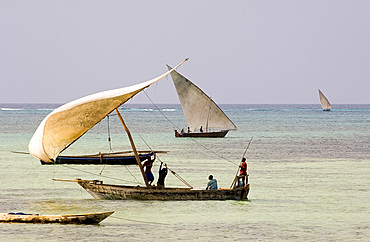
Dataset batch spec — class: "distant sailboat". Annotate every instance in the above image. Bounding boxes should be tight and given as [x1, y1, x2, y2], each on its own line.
[318, 89, 332, 111]
[167, 65, 236, 138]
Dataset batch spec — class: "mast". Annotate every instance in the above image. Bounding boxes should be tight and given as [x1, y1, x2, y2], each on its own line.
[115, 109, 149, 187]
[205, 99, 211, 132]
[230, 137, 253, 188]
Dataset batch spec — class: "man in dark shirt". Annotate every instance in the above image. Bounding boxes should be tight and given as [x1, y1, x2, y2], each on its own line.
[157, 162, 168, 189]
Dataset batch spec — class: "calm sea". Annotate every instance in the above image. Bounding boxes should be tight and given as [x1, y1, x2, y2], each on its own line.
[0, 103, 369, 241]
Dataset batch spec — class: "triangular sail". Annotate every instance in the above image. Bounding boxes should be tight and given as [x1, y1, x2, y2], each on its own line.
[29, 59, 188, 162]
[318, 89, 332, 110]
[167, 65, 236, 132]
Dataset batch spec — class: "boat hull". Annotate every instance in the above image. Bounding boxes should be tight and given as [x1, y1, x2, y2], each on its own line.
[40, 152, 155, 165]
[77, 179, 249, 200]
[0, 211, 114, 224]
[175, 130, 229, 138]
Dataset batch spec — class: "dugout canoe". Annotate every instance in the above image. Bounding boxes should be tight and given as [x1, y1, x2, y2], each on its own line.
[76, 179, 249, 200]
[0, 211, 114, 224]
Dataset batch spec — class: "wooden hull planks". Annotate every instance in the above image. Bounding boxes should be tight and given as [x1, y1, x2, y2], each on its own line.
[175, 130, 229, 138]
[77, 179, 249, 201]
[40, 151, 156, 165]
[0, 211, 114, 224]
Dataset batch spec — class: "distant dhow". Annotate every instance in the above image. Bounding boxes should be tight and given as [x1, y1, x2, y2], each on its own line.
[318, 89, 332, 111]
[167, 65, 236, 138]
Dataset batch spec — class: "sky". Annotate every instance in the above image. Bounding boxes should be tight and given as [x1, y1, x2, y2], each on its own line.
[1, 0, 369, 104]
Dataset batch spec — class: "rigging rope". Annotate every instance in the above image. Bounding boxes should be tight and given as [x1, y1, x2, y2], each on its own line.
[107, 115, 113, 152]
[126, 112, 193, 188]
[111, 215, 169, 225]
[60, 164, 144, 185]
[96, 113, 143, 183]
[143, 90, 239, 167]
[99, 163, 106, 176]
[168, 168, 193, 189]
[122, 164, 142, 184]
[99, 115, 113, 175]
[129, 123, 153, 152]
[143, 90, 180, 131]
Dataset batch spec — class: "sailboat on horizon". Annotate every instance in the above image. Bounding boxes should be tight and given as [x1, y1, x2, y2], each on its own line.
[318, 89, 332, 111]
[28, 58, 250, 201]
[167, 65, 236, 138]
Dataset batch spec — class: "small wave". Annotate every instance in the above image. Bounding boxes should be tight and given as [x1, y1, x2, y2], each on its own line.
[36, 108, 55, 111]
[121, 108, 153, 112]
[121, 108, 177, 112]
[0, 108, 23, 111]
[248, 109, 271, 111]
[0, 108, 55, 112]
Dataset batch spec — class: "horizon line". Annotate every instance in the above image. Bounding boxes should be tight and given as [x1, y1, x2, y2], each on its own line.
[1, 102, 369, 105]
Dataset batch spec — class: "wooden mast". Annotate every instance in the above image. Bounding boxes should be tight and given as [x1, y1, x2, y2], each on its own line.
[115, 108, 150, 187]
[230, 136, 253, 188]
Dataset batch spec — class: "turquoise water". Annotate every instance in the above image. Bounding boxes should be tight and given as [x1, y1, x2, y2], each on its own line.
[0, 103, 369, 241]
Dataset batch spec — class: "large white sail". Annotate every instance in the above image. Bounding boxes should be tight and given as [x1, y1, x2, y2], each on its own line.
[29, 59, 188, 162]
[318, 89, 332, 111]
[167, 65, 236, 132]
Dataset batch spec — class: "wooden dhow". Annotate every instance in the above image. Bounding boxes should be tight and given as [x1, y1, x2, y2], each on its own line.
[29, 58, 250, 201]
[75, 179, 249, 200]
[167, 65, 236, 138]
[318, 89, 332, 111]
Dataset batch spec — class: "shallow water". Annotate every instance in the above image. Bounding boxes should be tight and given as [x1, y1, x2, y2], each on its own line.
[0, 103, 369, 241]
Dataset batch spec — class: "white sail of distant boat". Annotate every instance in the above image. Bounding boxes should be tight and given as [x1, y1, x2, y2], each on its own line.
[318, 89, 332, 111]
[167, 65, 236, 138]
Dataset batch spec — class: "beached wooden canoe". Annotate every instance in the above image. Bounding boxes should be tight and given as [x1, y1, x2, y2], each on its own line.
[0, 211, 114, 224]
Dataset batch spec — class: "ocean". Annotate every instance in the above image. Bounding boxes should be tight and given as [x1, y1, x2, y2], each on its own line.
[0, 103, 369, 241]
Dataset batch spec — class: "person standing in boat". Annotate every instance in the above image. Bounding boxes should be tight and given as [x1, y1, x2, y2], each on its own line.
[142, 157, 154, 185]
[238, 158, 248, 187]
[206, 175, 218, 190]
[200, 126, 203, 132]
[157, 162, 168, 189]
[187, 127, 190, 133]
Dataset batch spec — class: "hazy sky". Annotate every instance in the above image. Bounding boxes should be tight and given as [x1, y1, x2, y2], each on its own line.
[1, 1, 369, 104]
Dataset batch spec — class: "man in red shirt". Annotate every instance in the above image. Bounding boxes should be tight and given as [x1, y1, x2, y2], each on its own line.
[238, 158, 248, 187]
